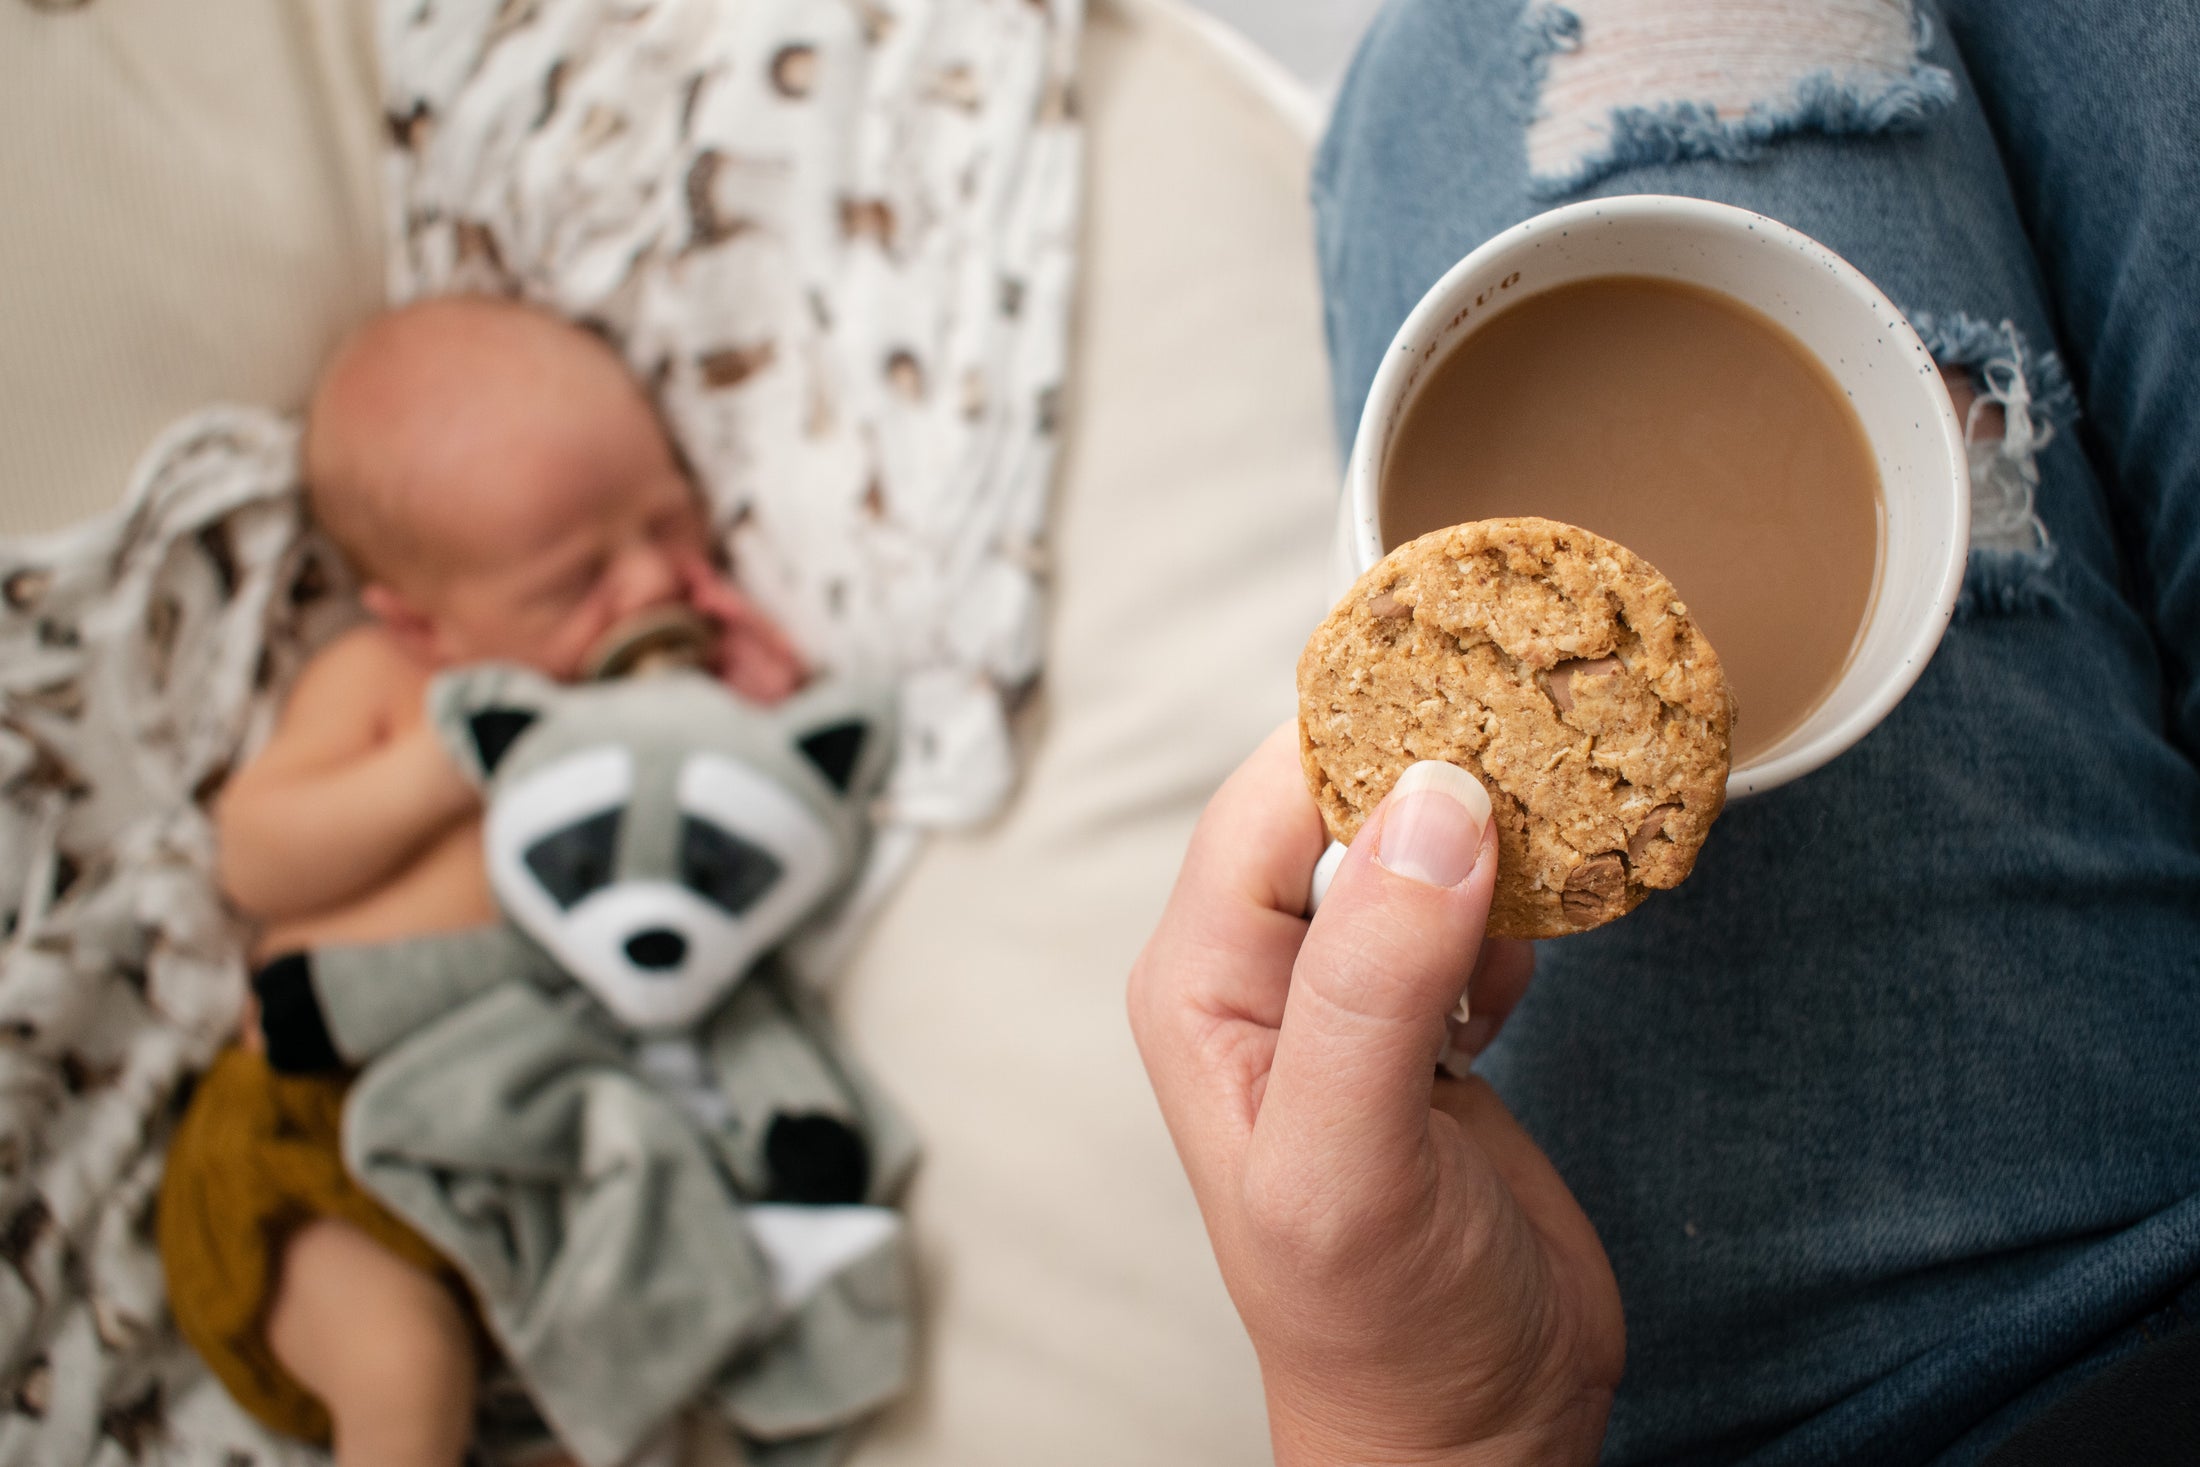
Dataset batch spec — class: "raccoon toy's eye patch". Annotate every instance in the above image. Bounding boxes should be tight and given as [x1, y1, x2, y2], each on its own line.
[526, 809, 623, 910]
[680, 818, 783, 916]
[675, 752, 836, 937]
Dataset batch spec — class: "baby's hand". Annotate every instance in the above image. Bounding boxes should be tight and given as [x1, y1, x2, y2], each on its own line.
[677, 556, 808, 704]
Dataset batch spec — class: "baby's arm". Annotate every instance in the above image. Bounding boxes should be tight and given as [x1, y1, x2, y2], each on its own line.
[215, 630, 477, 923]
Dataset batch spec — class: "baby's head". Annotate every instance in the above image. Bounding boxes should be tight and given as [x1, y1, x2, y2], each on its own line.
[306, 295, 711, 680]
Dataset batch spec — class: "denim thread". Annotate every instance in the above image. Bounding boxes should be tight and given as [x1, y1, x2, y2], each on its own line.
[1909, 310, 2075, 574]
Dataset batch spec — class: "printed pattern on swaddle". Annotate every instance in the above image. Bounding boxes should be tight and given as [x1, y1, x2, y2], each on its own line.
[0, 412, 349, 1465]
[0, 0, 1082, 1459]
[386, 0, 1082, 832]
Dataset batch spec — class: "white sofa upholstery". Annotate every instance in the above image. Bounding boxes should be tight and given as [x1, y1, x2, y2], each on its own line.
[835, 7, 1336, 1458]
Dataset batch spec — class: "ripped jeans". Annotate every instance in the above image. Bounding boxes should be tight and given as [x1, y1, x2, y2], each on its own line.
[1315, 2, 2200, 1463]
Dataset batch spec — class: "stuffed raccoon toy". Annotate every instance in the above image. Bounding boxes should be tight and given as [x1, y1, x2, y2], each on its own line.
[253, 667, 918, 1467]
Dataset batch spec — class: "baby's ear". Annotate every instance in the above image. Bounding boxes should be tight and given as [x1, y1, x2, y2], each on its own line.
[426, 665, 564, 786]
[781, 676, 897, 798]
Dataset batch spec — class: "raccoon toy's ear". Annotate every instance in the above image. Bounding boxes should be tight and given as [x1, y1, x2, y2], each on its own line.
[797, 721, 868, 793]
[426, 665, 565, 787]
[782, 677, 897, 798]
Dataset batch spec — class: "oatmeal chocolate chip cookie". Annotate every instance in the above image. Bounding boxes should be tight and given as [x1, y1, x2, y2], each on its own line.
[1298, 517, 1733, 940]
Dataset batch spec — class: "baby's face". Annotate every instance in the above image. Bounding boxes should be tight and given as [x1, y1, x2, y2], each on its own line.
[404, 382, 716, 680]
[312, 301, 730, 682]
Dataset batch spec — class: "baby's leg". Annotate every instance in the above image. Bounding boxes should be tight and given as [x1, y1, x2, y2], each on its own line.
[266, 1218, 478, 1467]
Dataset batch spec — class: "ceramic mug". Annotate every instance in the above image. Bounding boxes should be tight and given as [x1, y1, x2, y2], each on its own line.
[1333, 195, 1972, 800]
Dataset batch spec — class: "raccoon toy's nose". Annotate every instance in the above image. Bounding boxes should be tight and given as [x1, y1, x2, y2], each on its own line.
[624, 928, 688, 971]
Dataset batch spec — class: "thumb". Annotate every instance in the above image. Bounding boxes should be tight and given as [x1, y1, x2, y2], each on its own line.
[1255, 762, 1497, 1184]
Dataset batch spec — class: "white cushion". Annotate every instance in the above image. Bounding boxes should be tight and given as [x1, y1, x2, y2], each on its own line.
[0, 0, 384, 537]
[830, 3, 1338, 1460]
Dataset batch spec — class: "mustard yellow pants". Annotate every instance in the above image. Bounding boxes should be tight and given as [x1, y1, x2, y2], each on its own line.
[156, 1047, 463, 1445]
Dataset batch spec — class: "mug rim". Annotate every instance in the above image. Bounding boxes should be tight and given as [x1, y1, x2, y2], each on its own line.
[1343, 194, 1972, 799]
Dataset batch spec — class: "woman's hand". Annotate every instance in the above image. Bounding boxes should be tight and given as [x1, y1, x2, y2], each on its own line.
[1128, 726, 1623, 1467]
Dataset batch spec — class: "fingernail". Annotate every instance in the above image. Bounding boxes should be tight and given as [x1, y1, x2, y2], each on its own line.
[1375, 761, 1490, 889]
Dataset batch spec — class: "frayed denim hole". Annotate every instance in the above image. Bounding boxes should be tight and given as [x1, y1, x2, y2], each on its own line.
[1517, 1, 1585, 126]
[1516, 1, 1589, 183]
[1531, 63, 1959, 198]
[1908, 309, 2078, 421]
[1520, 0, 1957, 198]
[1954, 544, 2062, 622]
[1906, 309, 2075, 577]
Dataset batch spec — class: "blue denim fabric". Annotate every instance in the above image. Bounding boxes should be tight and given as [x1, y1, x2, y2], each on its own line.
[1313, 3, 2200, 1464]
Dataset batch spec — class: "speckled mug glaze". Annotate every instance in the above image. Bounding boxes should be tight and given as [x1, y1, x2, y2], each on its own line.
[1335, 195, 1971, 799]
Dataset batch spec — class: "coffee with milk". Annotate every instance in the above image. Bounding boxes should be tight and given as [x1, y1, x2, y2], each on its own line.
[1380, 275, 1883, 764]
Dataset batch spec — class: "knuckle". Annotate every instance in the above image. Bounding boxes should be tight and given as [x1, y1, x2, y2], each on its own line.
[1239, 1161, 1335, 1258]
[1238, 1153, 1419, 1280]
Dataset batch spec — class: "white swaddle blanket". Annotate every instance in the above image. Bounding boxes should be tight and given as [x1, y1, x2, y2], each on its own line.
[0, 0, 1081, 1459]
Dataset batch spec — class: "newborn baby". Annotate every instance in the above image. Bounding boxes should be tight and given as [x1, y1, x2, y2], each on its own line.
[158, 296, 804, 1466]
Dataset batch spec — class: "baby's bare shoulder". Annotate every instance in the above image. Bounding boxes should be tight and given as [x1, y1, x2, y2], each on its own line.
[275, 625, 430, 732]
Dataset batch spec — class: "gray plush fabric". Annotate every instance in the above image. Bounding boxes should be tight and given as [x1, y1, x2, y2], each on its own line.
[293, 670, 921, 1467]
[342, 958, 916, 1467]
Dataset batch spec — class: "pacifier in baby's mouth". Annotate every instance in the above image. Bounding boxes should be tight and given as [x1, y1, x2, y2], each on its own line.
[583, 605, 719, 681]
